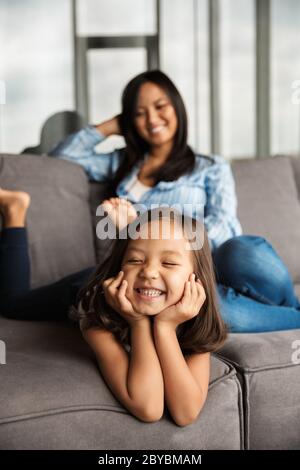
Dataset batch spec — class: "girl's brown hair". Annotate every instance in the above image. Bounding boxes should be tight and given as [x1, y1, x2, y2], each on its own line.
[70, 208, 227, 354]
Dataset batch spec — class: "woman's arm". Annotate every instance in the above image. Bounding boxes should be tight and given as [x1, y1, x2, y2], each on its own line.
[153, 320, 210, 427]
[82, 318, 164, 423]
[48, 116, 124, 182]
[95, 117, 121, 137]
[204, 155, 243, 250]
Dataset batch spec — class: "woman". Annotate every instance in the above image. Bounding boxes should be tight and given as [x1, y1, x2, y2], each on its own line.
[1, 70, 300, 331]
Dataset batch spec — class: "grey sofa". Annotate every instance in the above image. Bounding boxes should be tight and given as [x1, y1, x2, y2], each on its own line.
[0, 152, 299, 450]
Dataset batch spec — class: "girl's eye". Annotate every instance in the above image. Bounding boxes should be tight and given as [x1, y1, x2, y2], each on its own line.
[127, 260, 177, 266]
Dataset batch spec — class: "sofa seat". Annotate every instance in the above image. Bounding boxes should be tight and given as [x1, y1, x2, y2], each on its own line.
[0, 317, 243, 450]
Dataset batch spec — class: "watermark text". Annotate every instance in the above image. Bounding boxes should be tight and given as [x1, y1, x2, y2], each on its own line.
[0, 340, 6, 365]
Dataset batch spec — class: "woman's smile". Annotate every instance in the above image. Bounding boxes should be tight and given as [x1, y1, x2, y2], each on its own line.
[148, 124, 167, 136]
[149, 125, 166, 133]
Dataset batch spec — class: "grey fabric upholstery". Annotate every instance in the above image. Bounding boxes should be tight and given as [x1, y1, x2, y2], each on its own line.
[0, 318, 243, 450]
[0, 154, 96, 288]
[290, 157, 300, 199]
[232, 156, 300, 283]
[218, 330, 300, 449]
[0, 153, 300, 450]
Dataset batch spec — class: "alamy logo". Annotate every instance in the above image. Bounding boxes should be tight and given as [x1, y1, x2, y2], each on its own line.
[291, 339, 300, 365]
[0, 340, 6, 365]
[96, 203, 205, 250]
[291, 80, 300, 105]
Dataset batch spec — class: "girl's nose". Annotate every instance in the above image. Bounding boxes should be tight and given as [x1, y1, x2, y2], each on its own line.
[139, 266, 159, 279]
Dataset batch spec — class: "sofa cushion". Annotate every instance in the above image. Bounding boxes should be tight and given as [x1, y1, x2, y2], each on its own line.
[218, 329, 300, 450]
[231, 156, 300, 283]
[0, 317, 243, 450]
[0, 154, 96, 288]
[290, 156, 300, 199]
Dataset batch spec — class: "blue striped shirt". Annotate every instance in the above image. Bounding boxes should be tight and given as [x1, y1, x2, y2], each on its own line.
[49, 125, 242, 250]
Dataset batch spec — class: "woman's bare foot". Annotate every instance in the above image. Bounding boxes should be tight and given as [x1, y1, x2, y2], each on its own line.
[0, 188, 31, 228]
[101, 197, 137, 230]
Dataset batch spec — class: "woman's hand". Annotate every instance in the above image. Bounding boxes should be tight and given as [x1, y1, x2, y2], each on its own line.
[95, 114, 122, 137]
[154, 273, 206, 330]
[101, 197, 137, 230]
[102, 271, 146, 327]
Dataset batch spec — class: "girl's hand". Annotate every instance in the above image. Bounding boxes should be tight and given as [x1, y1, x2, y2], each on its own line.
[154, 273, 206, 330]
[102, 271, 146, 327]
[101, 197, 137, 230]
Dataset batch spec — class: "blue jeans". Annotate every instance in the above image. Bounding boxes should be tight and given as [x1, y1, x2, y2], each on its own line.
[213, 235, 300, 332]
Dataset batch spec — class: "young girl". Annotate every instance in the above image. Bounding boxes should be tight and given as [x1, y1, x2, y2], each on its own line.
[70, 207, 227, 426]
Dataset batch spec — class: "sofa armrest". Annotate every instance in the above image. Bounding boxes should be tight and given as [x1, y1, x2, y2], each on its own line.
[216, 330, 300, 450]
[217, 329, 300, 371]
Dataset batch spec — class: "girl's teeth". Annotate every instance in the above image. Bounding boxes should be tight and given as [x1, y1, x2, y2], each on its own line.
[137, 289, 163, 297]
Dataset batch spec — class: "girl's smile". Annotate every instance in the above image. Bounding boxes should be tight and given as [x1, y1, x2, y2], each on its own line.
[134, 288, 166, 302]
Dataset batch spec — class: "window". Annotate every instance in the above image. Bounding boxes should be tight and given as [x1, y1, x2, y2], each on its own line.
[0, 0, 73, 153]
[219, 0, 255, 159]
[1, 0, 299, 159]
[271, 0, 300, 156]
[77, 0, 156, 36]
[88, 48, 146, 152]
[160, 0, 210, 154]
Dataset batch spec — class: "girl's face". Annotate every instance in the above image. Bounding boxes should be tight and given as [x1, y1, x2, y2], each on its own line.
[134, 82, 178, 151]
[120, 219, 195, 317]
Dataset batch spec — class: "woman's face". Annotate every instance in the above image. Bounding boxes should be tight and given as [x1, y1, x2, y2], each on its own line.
[120, 219, 194, 317]
[134, 82, 178, 151]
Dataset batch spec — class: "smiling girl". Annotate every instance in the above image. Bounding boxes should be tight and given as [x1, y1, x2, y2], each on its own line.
[72, 207, 227, 426]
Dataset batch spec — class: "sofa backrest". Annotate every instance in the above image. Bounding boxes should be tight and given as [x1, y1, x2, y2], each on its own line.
[231, 156, 300, 283]
[1, 153, 300, 288]
[0, 154, 96, 288]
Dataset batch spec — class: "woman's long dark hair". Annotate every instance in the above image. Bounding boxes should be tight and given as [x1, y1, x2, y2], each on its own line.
[112, 70, 196, 192]
[70, 208, 228, 355]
